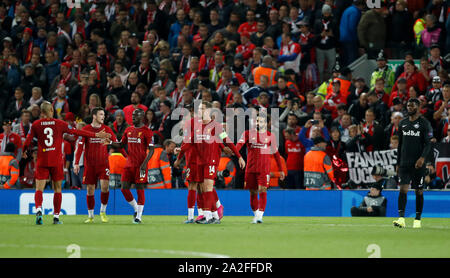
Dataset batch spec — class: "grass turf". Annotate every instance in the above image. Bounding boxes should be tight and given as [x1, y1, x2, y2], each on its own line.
[0, 215, 449, 258]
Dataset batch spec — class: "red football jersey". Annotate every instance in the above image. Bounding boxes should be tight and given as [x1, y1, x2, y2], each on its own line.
[24, 118, 96, 167]
[179, 116, 202, 166]
[284, 139, 305, 171]
[237, 130, 282, 174]
[121, 125, 153, 168]
[74, 124, 117, 168]
[192, 120, 240, 166]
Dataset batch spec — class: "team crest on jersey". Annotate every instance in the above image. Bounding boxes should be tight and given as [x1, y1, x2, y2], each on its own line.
[414, 123, 420, 129]
[138, 132, 142, 137]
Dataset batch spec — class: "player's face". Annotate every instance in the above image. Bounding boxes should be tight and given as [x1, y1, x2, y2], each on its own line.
[94, 110, 105, 124]
[132, 110, 144, 126]
[406, 102, 418, 116]
[256, 116, 267, 131]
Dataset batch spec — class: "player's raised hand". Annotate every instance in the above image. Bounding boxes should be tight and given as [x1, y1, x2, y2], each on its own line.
[96, 129, 112, 139]
[279, 171, 285, 181]
[102, 138, 112, 145]
[238, 157, 246, 169]
[415, 157, 425, 169]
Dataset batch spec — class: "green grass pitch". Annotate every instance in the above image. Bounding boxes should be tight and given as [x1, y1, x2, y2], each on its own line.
[0, 215, 449, 258]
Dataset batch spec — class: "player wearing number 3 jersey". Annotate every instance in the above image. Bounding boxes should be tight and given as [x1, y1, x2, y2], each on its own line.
[23, 101, 111, 225]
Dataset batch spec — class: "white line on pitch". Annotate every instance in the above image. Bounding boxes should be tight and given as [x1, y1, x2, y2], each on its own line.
[0, 243, 230, 258]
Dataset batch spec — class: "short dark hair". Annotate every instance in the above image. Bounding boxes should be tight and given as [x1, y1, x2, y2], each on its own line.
[91, 107, 104, 116]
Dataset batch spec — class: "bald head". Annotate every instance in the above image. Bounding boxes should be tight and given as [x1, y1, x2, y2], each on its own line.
[262, 55, 273, 65]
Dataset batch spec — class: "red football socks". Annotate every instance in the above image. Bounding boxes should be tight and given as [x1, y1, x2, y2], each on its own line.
[187, 190, 196, 209]
[212, 188, 219, 202]
[197, 192, 204, 209]
[258, 192, 267, 212]
[137, 189, 145, 205]
[35, 190, 43, 209]
[210, 192, 217, 212]
[53, 192, 62, 215]
[121, 189, 134, 202]
[101, 191, 109, 205]
[201, 192, 210, 211]
[250, 193, 258, 212]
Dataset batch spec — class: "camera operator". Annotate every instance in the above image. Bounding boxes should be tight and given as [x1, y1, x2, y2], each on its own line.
[350, 166, 388, 217]
[424, 162, 445, 190]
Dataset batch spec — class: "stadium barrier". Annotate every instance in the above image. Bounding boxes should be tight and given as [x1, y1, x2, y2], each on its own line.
[1, 189, 450, 218]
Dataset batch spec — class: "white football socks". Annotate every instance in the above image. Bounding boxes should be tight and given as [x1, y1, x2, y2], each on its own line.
[128, 199, 138, 212]
[137, 205, 144, 220]
[188, 208, 195, 220]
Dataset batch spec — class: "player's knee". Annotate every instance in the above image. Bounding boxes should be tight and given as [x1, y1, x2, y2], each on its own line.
[258, 186, 267, 193]
[415, 189, 423, 196]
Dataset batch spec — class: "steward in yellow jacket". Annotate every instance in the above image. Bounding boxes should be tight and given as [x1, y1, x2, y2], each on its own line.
[303, 137, 334, 190]
[146, 144, 172, 189]
[0, 143, 19, 189]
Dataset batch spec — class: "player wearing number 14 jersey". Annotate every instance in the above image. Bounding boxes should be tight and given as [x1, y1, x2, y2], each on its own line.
[23, 102, 111, 225]
[74, 108, 118, 224]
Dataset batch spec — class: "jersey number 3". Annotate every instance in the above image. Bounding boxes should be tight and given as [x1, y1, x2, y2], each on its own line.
[44, 127, 54, 147]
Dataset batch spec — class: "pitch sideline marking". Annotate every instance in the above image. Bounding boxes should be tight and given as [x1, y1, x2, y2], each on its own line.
[0, 243, 230, 258]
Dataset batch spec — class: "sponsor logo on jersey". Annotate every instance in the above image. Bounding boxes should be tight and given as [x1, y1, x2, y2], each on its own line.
[403, 130, 420, 137]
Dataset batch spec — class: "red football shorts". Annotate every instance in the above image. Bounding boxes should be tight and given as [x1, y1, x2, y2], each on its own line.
[186, 164, 203, 183]
[244, 172, 270, 190]
[121, 167, 148, 184]
[201, 164, 217, 181]
[83, 165, 109, 185]
[35, 164, 64, 182]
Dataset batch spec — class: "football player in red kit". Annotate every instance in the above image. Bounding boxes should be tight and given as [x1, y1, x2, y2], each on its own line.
[237, 113, 285, 223]
[108, 109, 154, 224]
[74, 107, 118, 223]
[175, 106, 226, 224]
[175, 108, 204, 223]
[23, 101, 111, 225]
[193, 101, 245, 224]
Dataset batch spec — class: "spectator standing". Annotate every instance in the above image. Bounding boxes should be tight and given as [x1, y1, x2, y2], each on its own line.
[314, 4, 339, 83]
[284, 128, 306, 189]
[339, 0, 365, 67]
[357, 3, 388, 59]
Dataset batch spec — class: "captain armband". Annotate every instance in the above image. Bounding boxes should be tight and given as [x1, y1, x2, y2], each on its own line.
[219, 132, 228, 140]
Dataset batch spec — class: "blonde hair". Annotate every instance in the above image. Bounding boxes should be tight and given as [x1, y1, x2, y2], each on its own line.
[40, 101, 53, 116]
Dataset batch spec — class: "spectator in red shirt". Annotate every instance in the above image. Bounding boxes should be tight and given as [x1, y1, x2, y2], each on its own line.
[123, 92, 148, 125]
[389, 77, 409, 107]
[284, 128, 306, 189]
[236, 32, 256, 63]
[392, 60, 428, 94]
[238, 9, 257, 36]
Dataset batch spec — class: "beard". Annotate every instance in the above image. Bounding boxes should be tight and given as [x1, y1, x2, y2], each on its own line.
[407, 109, 417, 116]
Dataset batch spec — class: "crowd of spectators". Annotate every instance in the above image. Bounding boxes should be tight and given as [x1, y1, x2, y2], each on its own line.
[0, 0, 449, 190]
